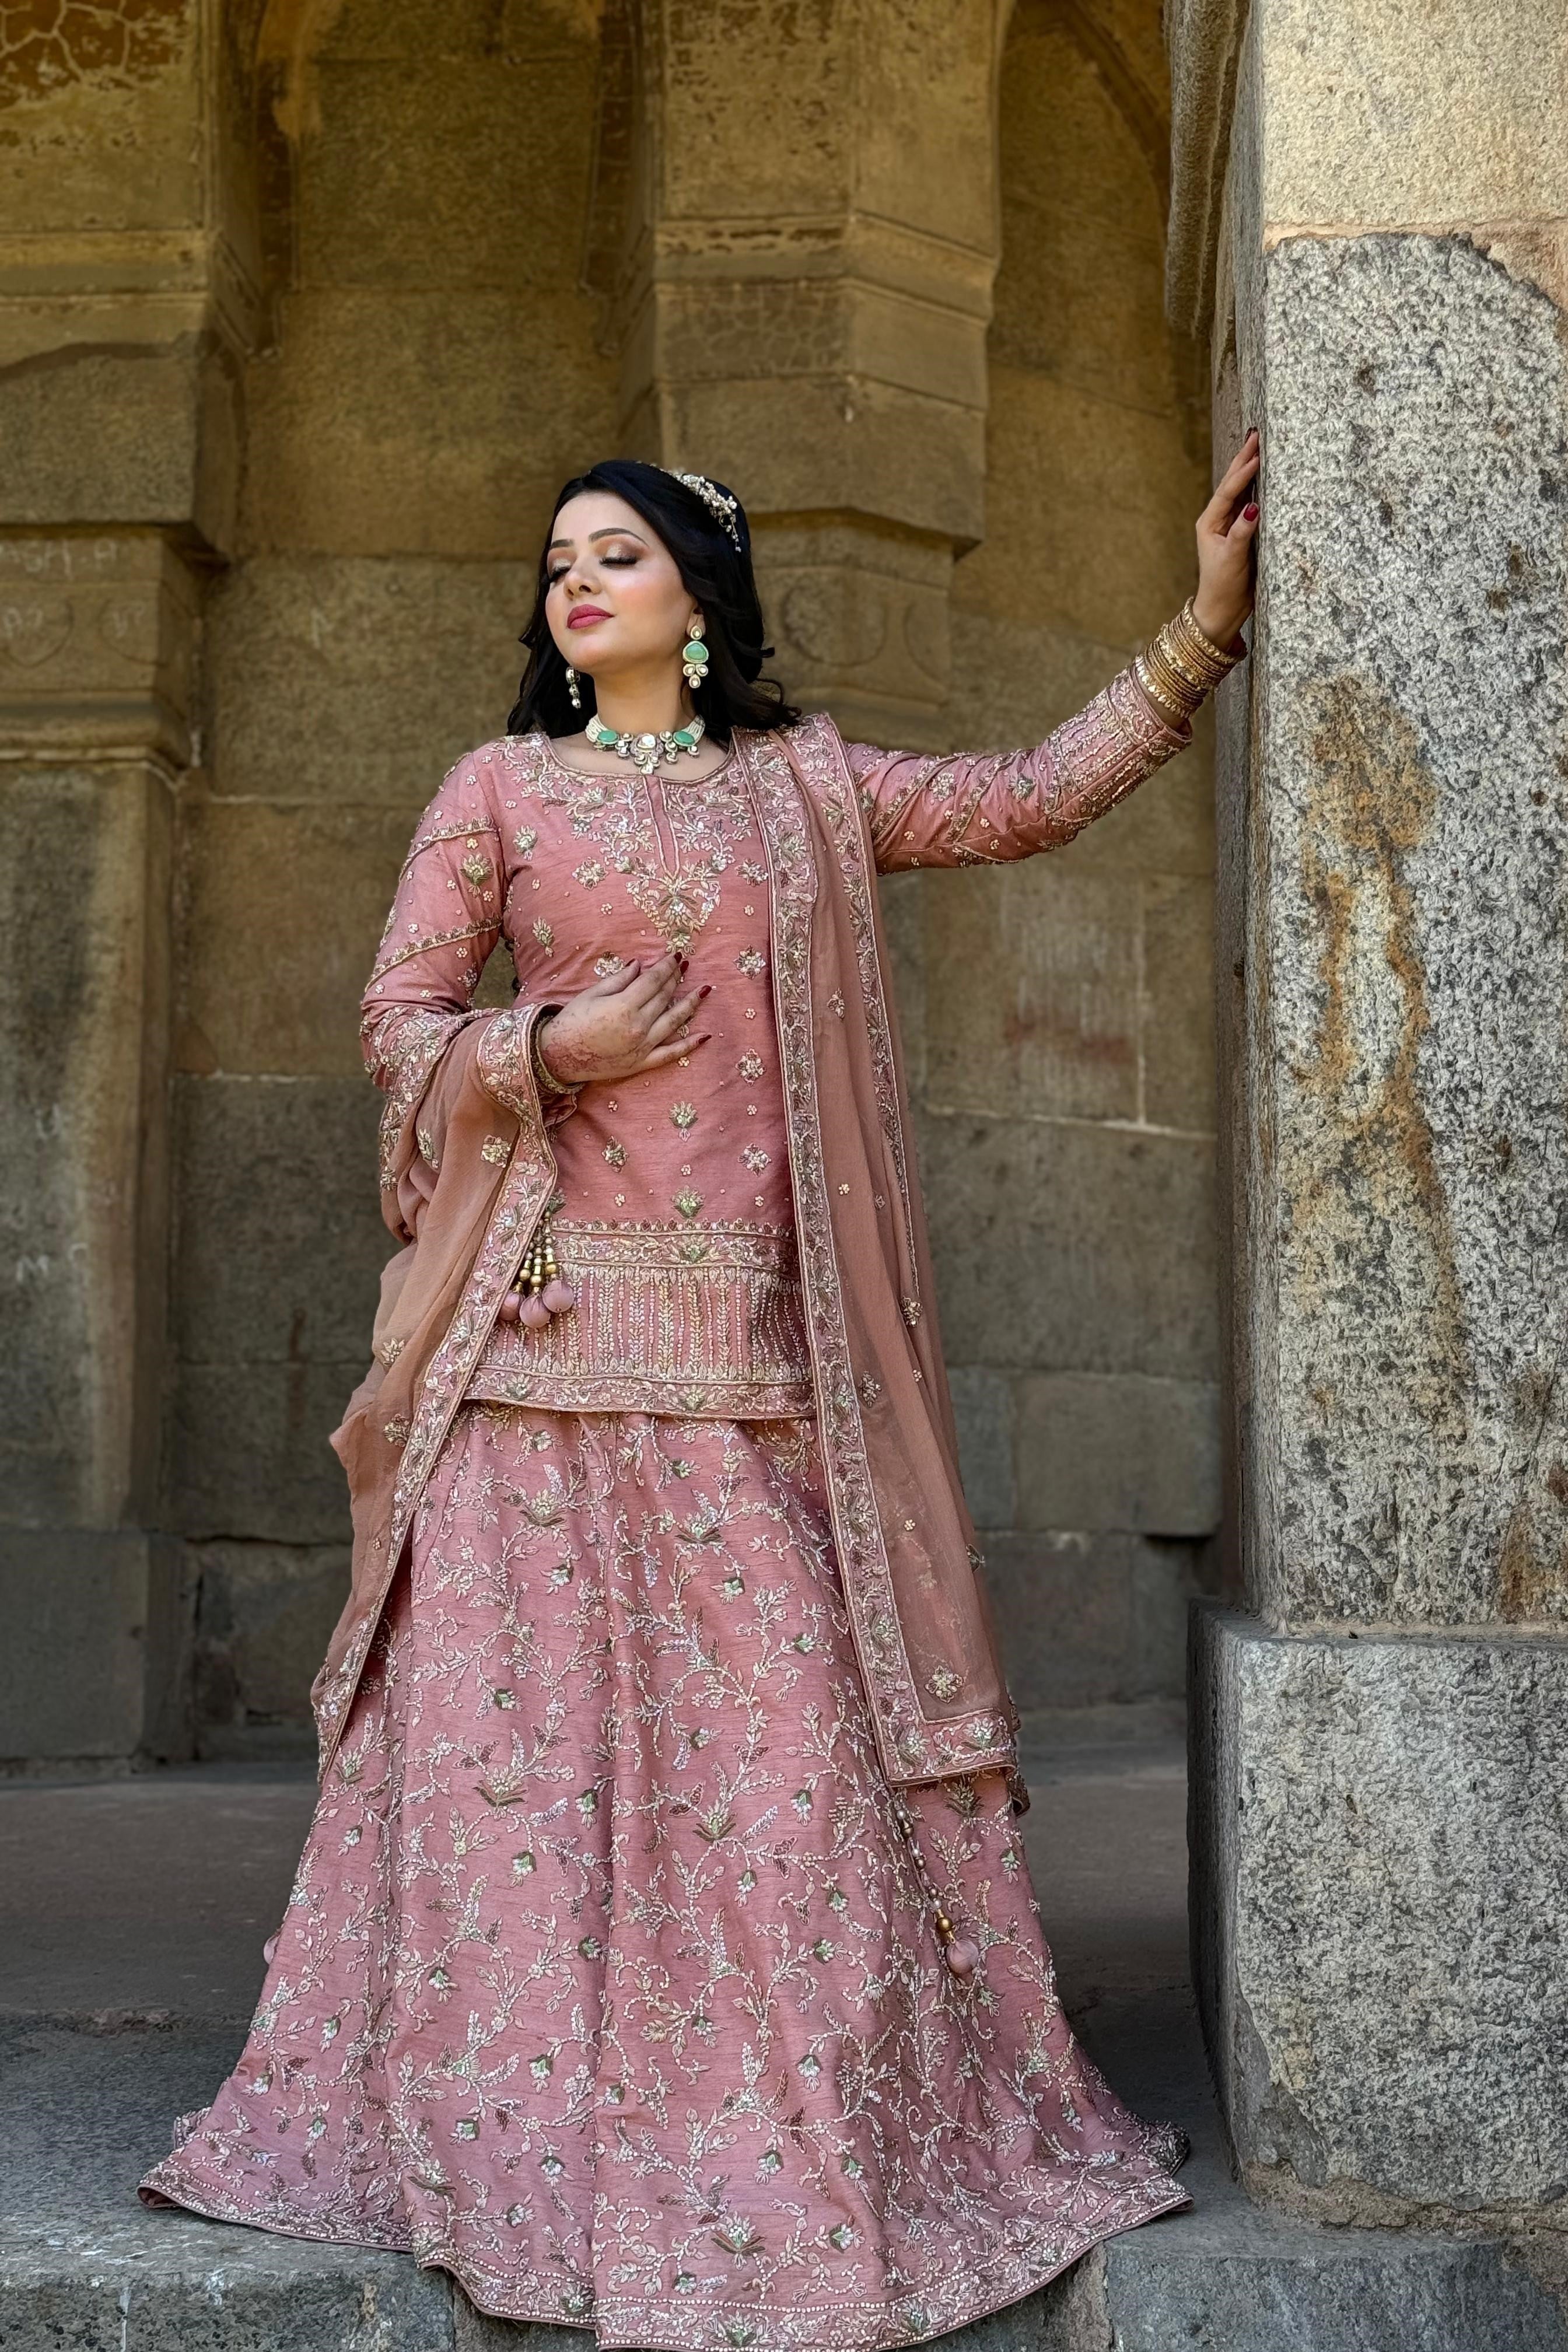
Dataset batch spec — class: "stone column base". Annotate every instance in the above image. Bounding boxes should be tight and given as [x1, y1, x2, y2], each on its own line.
[0, 1531, 195, 1770]
[1190, 1601, 1568, 2223]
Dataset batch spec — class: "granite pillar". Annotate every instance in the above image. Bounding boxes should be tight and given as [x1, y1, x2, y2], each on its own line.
[1168, 0, 1568, 2219]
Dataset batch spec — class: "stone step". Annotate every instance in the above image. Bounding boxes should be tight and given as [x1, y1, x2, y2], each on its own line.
[1, 1760, 1560, 2352]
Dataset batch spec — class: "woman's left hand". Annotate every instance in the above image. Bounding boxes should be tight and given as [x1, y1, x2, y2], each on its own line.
[1192, 428, 1260, 651]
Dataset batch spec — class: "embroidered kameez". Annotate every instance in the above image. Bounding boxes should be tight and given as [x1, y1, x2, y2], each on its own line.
[141, 671, 1199, 2343]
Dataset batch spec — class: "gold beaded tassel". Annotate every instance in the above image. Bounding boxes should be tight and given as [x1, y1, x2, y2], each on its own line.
[890, 1790, 982, 1980]
[495, 1198, 576, 1330]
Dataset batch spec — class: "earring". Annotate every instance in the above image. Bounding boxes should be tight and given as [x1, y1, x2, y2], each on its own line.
[682, 628, 709, 689]
[565, 665, 582, 712]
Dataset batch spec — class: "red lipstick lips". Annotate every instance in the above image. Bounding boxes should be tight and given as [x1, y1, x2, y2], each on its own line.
[567, 606, 610, 629]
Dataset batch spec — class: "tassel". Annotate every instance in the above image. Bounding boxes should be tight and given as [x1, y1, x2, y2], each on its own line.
[541, 1278, 576, 1314]
[944, 1937, 981, 1978]
[496, 1290, 522, 1324]
[520, 1293, 551, 1329]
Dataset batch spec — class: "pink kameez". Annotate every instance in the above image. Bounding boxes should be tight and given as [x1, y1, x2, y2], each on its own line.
[141, 677, 1198, 2345]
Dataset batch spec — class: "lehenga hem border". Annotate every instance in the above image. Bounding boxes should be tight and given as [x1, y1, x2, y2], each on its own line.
[138, 2164, 1194, 2352]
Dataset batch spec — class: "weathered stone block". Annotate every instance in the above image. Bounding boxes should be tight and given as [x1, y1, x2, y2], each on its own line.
[205, 557, 534, 806]
[0, 0, 201, 236]
[0, 338, 237, 550]
[918, 1111, 1219, 1380]
[171, 1362, 362, 1548]
[1014, 1373, 1220, 1535]
[191, 1544, 351, 1741]
[0, 760, 173, 1530]
[923, 866, 1141, 1125]
[985, 1532, 1216, 1713]
[947, 1365, 1017, 1530]
[1254, 0, 1568, 235]
[1142, 874, 1217, 1132]
[1241, 233, 1568, 1625]
[174, 1077, 386, 1367]
[180, 800, 425, 1078]
[1192, 1606, 1568, 2213]
[298, 54, 597, 293]
[0, 1534, 193, 1765]
[242, 292, 614, 560]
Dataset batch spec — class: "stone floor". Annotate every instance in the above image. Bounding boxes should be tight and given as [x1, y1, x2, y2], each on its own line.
[1, 1741, 1558, 2350]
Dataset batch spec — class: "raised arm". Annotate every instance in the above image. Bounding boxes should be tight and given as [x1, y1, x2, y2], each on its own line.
[858, 430, 1260, 873]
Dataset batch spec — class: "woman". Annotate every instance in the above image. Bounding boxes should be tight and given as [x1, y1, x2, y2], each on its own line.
[142, 438, 1261, 2345]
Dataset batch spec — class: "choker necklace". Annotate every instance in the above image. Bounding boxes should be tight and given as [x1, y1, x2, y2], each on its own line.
[586, 712, 705, 775]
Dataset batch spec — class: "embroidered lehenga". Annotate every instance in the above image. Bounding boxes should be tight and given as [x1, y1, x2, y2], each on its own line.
[141, 673, 1198, 2346]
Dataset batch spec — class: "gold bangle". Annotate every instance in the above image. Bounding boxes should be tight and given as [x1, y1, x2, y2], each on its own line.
[1135, 645, 1201, 723]
[1141, 634, 1205, 709]
[530, 1014, 575, 1100]
[1150, 628, 1215, 696]
[1169, 598, 1244, 686]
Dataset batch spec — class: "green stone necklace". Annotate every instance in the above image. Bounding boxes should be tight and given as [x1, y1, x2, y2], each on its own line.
[586, 711, 706, 776]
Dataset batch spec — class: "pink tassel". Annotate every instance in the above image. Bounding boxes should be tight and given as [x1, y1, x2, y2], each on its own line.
[541, 1278, 576, 1315]
[520, 1293, 551, 1329]
[944, 1937, 981, 1979]
[496, 1290, 522, 1324]
[262, 1933, 279, 1968]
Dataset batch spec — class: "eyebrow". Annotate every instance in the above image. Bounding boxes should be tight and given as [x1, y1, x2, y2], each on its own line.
[546, 525, 649, 553]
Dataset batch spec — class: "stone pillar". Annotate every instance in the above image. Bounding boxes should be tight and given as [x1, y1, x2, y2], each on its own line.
[607, 0, 1000, 746]
[0, 536, 200, 1764]
[0, 0, 254, 1766]
[1170, 0, 1568, 2217]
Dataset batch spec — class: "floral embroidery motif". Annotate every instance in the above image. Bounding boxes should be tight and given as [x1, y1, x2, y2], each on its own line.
[674, 1189, 702, 1219]
[573, 860, 604, 887]
[741, 1146, 770, 1173]
[737, 947, 767, 976]
[738, 1053, 764, 1080]
[593, 954, 625, 977]
[603, 1140, 626, 1168]
[513, 827, 537, 857]
[461, 852, 489, 886]
[532, 918, 554, 949]
[480, 1135, 510, 1165]
[141, 1409, 1189, 2334]
[670, 1101, 697, 1130]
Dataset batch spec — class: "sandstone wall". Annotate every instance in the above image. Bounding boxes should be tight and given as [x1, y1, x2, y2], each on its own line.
[0, 0, 1222, 1763]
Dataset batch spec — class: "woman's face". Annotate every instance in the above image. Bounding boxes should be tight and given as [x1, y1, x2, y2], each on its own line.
[544, 491, 699, 683]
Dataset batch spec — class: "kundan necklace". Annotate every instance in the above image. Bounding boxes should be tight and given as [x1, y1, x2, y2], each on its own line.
[586, 711, 705, 775]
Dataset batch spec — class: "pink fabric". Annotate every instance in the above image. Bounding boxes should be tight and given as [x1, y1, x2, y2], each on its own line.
[142, 1404, 1188, 2343]
[466, 746, 812, 1418]
[314, 680, 1194, 1793]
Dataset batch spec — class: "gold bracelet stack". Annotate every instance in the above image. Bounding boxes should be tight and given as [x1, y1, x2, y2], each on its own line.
[1133, 597, 1245, 724]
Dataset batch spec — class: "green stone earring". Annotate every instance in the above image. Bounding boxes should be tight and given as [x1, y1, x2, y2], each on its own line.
[682, 632, 709, 689]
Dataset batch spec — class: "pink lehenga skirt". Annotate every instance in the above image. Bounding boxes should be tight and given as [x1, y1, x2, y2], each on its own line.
[140, 1404, 1189, 2347]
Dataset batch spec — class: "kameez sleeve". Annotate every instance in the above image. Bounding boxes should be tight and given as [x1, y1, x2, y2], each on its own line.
[360, 749, 576, 1244]
[847, 664, 1193, 873]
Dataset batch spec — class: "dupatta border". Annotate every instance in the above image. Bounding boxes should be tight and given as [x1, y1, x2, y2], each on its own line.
[745, 719, 1014, 1787]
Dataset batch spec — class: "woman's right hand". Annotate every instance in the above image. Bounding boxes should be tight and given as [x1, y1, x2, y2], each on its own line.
[536, 952, 710, 1088]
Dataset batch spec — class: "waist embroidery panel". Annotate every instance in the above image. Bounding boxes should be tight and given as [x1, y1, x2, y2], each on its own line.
[466, 1220, 814, 1419]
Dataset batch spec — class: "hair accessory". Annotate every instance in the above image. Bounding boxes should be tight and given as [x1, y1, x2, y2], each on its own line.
[586, 710, 706, 775]
[564, 665, 582, 712]
[682, 629, 710, 688]
[660, 468, 743, 548]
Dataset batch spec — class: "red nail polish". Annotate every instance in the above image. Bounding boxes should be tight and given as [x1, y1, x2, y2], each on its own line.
[698, 983, 712, 998]
[1244, 502, 1259, 519]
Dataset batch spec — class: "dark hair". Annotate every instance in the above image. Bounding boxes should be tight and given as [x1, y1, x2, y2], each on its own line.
[506, 459, 800, 742]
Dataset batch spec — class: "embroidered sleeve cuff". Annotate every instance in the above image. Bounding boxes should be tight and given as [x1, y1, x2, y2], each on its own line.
[478, 1003, 580, 1129]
